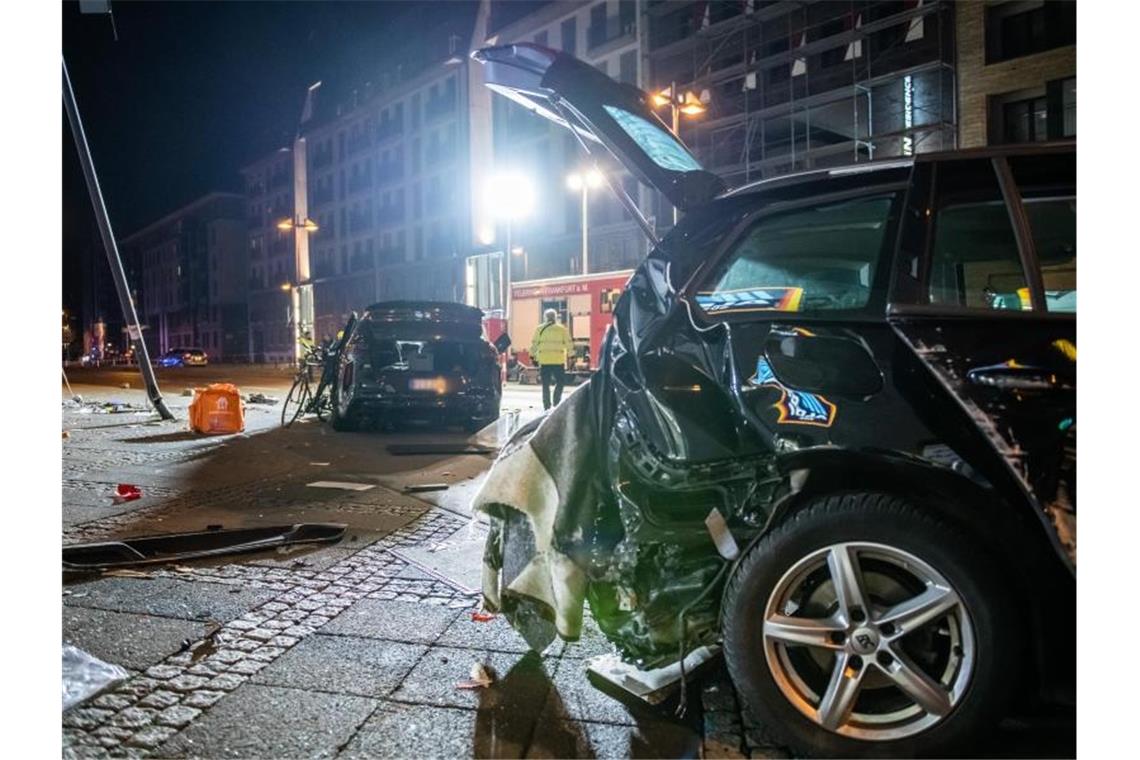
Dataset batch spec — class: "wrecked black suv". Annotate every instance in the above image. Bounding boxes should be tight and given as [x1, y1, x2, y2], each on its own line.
[473, 44, 1075, 757]
[330, 301, 502, 432]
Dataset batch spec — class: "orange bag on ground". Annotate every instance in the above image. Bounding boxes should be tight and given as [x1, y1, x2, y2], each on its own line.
[189, 383, 245, 435]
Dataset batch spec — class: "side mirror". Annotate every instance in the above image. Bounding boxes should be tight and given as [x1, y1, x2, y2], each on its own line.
[493, 332, 512, 354]
[764, 330, 883, 399]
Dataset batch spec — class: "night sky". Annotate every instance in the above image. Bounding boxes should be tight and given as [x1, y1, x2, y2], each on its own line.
[62, 0, 481, 313]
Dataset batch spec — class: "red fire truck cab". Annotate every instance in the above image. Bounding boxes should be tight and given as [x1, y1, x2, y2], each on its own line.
[504, 269, 632, 381]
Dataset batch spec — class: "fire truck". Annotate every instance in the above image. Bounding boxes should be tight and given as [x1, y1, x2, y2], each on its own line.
[484, 269, 633, 383]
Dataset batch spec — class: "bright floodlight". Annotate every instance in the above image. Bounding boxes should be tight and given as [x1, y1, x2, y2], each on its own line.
[486, 172, 535, 221]
[567, 168, 604, 191]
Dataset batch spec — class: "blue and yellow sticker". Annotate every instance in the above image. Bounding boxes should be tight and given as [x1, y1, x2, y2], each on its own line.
[750, 356, 838, 427]
[695, 286, 803, 313]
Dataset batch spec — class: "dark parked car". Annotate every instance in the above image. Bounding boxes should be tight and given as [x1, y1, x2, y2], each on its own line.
[158, 348, 207, 367]
[474, 44, 1074, 757]
[329, 301, 502, 432]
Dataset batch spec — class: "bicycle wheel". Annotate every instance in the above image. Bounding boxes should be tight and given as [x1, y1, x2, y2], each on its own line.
[281, 377, 311, 427]
[314, 388, 331, 421]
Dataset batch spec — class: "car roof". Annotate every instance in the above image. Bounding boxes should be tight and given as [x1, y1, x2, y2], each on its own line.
[722, 141, 1075, 201]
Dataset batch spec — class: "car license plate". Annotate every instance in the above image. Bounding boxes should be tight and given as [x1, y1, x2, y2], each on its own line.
[410, 377, 445, 393]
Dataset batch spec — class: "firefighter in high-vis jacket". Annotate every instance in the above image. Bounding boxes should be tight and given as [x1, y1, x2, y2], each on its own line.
[530, 308, 573, 410]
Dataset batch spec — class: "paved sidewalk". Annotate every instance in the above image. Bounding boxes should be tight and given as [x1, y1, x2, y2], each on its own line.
[61, 385, 782, 759]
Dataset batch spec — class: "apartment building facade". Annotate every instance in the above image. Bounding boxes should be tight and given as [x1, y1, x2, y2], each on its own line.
[956, 0, 1075, 148]
[646, 0, 957, 190]
[241, 148, 296, 364]
[300, 56, 473, 343]
[120, 193, 248, 361]
[477, 0, 652, 286]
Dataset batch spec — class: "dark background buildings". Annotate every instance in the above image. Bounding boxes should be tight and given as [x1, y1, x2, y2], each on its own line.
[63, 0, 1076, 362]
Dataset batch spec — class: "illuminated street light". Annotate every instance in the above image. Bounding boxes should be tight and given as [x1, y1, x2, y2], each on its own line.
[566, 168, 605, 274]
[277, 217, 319, 232]
[652, 82, 710, 224]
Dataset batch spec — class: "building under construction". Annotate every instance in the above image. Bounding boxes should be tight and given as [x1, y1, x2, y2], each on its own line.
[646, 0, 955, 192]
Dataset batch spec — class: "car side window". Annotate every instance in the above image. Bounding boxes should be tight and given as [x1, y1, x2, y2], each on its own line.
[928, 159, 1029, 311]
[695, 194, 898, 315]
[1009, 153, 1076, 313]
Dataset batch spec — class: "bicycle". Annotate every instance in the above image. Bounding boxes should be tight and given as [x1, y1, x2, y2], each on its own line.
[281, 339, 336, 427]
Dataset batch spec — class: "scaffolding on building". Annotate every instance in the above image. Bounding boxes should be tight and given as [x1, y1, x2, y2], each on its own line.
[647, 0, 956, 188]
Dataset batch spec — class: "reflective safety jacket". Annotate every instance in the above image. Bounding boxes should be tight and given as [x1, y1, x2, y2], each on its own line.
[530, 322, 572, 366]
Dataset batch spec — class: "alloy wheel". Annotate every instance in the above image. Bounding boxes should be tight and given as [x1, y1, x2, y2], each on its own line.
[761, 541, 975, 741]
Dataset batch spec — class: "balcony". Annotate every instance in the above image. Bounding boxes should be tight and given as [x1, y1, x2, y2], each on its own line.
[376, 160, 404, 185]
[375, 119, 403, 144]
[347, 171, 373, 195]
[376, 204, 404, 227]
[424, 93, 456, 123]
[588, 13, 636, 52]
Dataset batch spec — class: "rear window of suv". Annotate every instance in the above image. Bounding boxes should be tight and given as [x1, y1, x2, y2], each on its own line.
[695, 193, 900, 315]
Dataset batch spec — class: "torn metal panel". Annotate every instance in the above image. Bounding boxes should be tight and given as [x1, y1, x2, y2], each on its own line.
[62, 523, 346, 570]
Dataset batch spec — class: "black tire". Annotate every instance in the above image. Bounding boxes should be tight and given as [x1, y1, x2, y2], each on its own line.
[281, 378, 310, 427]
[329, 360, 359, 432]
[722, 491, 1018, 758]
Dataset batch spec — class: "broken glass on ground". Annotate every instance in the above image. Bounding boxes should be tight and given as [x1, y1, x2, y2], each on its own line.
[62, 645, 129, 710]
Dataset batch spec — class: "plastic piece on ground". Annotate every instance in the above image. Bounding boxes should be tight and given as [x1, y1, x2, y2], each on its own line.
[111, 484, 142, 504]
[584, 646, 720, 706]
[63, 523, 347, 570]
[471, 611, 496, 623]
[404, 483, 449, 493]
[188, 383, 245, 435]
[455, 661, 495, 690]
[62, 645, 129, 710]
[306, 481, 374, 491]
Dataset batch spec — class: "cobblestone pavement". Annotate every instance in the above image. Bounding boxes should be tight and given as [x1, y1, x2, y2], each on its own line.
[62, 385, 791, 759]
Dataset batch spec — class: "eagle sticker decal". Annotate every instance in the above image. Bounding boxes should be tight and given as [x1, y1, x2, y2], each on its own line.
[750, 356, 838, 427]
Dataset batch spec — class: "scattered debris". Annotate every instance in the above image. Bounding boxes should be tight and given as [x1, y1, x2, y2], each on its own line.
[470, 611, 496, 623]
[62, 430, 71, 439]
[306, 481, 374, 491]
[101, 568, 151, 579]
[190, 622, 223, 662]
[404, 483, 449, 494]
[387, 443, 494, 456]
[309, 462, 331, 466]
[246, 392, 279, 405]
[111, 484, 142, 505]
[62, 589, 88, 598]
[63, 523, 347, 570]
[63, 645, 130, 710]
[120, 383, 131, 389]
[456, 662, 495, 690]
[182, 388, 195, 397]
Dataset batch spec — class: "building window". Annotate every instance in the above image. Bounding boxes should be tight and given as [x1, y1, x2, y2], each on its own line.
[1003, 95, 1048, 143]
[991, 77, 1075, 144]
[561, 17, 577, 56]
[1055, 76, 1076, 137]
[619, 50, 637, 85]
[985, 1, 1075, 64]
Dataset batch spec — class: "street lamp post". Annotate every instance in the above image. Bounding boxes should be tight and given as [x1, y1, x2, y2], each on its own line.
[566, 169, 603, 275]
[277, 216, 319, 365]
[651, 81, 709, 225]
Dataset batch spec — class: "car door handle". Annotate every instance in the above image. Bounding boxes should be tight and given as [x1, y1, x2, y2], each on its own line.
[966, 363, 1072, 391]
